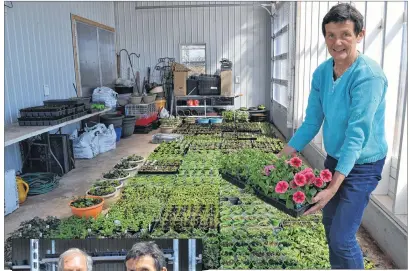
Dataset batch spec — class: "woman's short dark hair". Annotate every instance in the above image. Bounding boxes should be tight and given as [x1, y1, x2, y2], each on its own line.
[125, 242, 166, 271]
[322, 3, 364, 37]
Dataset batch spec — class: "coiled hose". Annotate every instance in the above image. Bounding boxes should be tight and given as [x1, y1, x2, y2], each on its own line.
[20, 173, 60, 195]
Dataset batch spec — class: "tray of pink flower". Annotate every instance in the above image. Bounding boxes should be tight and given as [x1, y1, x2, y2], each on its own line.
[253, 156, 333, 217]
[220, 153, 333, 218]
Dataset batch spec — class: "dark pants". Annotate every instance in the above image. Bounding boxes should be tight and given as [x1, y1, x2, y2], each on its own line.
[322, 155, 385, 269]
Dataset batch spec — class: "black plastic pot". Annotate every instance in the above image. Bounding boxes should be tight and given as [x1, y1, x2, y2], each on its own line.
[122, 116, 136, 138]
[100, 113, 124, 128]
[227, 196, 240, 205]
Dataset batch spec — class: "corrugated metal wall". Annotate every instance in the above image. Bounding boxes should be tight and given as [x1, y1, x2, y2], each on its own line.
[114, 1, 271, 108]
[292, 1, 407, 196]
[4, 1, 115, 171]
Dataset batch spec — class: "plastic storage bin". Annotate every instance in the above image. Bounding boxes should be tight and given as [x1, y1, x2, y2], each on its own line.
[197, 118, 210, 124]
[186, 78, 199, 95]
[209, 118, 223, 124]
[114, 127, 122, 142]
[197, 75, 221, 95]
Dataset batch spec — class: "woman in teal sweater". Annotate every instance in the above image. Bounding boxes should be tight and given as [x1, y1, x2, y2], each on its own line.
[280, 3, 388, 269]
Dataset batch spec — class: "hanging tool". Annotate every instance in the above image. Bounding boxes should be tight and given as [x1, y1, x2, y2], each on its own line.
[117, 49, 141, 82]
[135, 71, 141, 95]
[145, 67, 152, 92]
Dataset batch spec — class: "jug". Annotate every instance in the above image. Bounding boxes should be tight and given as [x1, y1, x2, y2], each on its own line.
[16, 176, 29, 204]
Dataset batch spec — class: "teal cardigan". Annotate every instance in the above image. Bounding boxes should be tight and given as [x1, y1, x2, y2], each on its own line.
[288, 53, 388, 176]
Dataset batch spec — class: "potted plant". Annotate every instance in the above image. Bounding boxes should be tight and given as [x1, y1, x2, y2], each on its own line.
[86, 186, 120, 209]
[114, 160, 139, 171]
[159, 116, 181, 133]
[103, 169, 130, 181]
[69, 196, 104, 219]
[123, 154, 144, 163]
[94, 179, 123, 190]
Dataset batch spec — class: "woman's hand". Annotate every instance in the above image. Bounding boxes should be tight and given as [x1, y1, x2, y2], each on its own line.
[278, 145, 296, 158]
[303, 171, 345, 215]
[303, 188, 337, 215]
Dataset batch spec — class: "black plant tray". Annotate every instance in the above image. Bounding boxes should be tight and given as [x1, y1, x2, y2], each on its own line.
[66, 107, 76, 114]
[17, 111, 88, 126]
[18, 115, 70, 126]
[44, 99, 81, 106]
[75, 104, 85, 113]
[134, 124, 153, 134]
[253, 188, 312, 218]
[20, 106, 67, 118]
[138, 169, 179, 175]
[250, 116, 268, 122]
[220, 172, 247, 189]
[67, 111, 87, 120]
[237, 136, 258, 140]
[221, 171, 312, 218]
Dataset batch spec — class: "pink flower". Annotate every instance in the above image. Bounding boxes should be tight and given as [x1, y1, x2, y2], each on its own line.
[304, 172, 316, 184]
[300, 167, 313, 174]
[289, 157, 303, 168]
[293, 191, 306, 204]
[289, 180, 298, 189]
[264, 165, 275, 176]
[313, 177, 324, 188]
[275, 181, 289, 194]
[293, 173, 307, 187]
[320, 169, 332, 182]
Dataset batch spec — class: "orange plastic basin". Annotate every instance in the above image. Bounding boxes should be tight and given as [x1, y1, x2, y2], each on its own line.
[69, 195, 104, 219]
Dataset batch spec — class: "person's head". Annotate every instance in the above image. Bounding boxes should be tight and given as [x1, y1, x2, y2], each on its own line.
[125, 242, 167, 271]
[58, 248, 93, 271]
[322, 3, 365, 63]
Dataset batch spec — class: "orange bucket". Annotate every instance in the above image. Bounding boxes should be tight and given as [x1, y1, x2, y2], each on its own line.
[155, 98, 166, 111]
[69, 195, 104, 219]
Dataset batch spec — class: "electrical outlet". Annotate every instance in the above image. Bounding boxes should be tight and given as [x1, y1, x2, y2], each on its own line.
[235, 76, 240, 84]
[44, 85, 50, 96]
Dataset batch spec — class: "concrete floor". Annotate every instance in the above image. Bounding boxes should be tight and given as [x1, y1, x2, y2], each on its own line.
[4, 131, 159, 238]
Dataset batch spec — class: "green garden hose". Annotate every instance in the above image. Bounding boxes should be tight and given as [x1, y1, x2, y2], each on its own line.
[20, 173, 60, 196]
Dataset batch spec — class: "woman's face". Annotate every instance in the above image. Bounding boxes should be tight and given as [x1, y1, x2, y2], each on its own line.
[324, 20, 364, 63]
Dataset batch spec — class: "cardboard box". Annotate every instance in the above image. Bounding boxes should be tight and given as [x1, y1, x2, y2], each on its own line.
[173, 63, 191, 96]
[220, 70, 233, 97]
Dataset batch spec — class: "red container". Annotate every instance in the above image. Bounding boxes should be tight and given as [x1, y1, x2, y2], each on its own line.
[135, 114, 157, 126]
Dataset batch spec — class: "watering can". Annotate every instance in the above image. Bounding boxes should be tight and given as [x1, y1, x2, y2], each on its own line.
[16, 176, 29, 204]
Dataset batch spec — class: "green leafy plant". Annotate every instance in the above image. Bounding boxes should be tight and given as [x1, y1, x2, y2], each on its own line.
[103, 169, 128, 179]
[70, 197, 102, 208]
[87, 186, 115, 196]
[114, 160, 138, 170]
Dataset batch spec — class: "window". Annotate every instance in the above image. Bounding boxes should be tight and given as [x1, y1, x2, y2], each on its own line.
[71, 15, 116, 98]
[181, 44, 206, 75]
